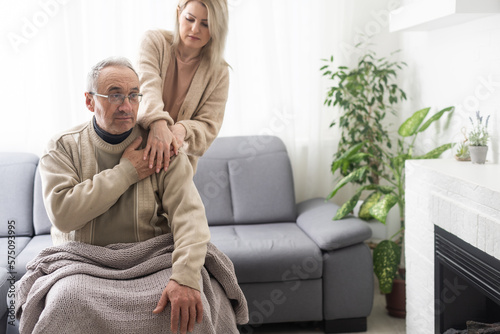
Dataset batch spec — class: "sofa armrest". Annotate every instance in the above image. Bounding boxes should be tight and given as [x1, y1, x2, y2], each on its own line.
[0, 267, 9, 321]
[296, 198, 372, 251]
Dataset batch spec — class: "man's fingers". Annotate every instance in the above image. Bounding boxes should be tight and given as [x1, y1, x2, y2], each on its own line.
[196, 302, 203, 323]
[152, 291, 168, 314]
[179, 306, 190, 334]
[187, 305, 197, 332]
[170, 304, 180, 334]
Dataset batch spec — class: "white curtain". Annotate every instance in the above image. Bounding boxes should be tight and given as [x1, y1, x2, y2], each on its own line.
[0, 0, 357, 202]
[222, 0, 355, 201]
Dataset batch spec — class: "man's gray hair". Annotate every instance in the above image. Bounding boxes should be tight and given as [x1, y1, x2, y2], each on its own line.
[86, 57, 138, 92]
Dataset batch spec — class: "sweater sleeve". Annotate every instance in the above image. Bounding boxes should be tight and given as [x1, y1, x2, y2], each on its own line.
[39, 141, 140, 233]
[158, 152, 210, 291]
[178, 65, 229, 157]
[137, 30, 175, 128]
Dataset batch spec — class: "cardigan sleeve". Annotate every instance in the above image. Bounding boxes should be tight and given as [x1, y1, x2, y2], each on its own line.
[178, 65, 229, 157]
[137, 30, 175, 128]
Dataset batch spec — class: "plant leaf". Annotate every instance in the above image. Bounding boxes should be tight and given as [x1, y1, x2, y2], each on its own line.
[359, 191, 381, 220]
[331, 142, 365, 173]
[418, 106, 455, 133]
[333, 191, 362, 220]
[373, 240, 401, 294]
[414, 143, 454, 159]
[327, 166, 369, 200]
[369, 194, 398, 224]
[378, 185, 394, 194]
[398, 107, 430, 137]
[333, 184, 379, 220]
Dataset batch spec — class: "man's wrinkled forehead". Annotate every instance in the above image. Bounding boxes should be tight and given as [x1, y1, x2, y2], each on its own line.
[97, 66, 140, 93]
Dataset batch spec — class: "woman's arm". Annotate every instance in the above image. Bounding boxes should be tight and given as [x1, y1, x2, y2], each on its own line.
[137, 30, 174, 129]
[137, 30, 180, 172]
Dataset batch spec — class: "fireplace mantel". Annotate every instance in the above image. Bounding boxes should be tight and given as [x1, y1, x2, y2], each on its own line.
[405, 159, 500, 333]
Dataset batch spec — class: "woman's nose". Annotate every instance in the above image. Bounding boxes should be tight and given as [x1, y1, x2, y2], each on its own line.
[191, 21, 200, 33]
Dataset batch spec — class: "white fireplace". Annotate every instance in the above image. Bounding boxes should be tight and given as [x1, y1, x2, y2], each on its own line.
[405, 159, 500, 333]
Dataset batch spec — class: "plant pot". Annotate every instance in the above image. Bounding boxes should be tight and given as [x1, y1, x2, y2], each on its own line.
[385, 273, 406, 318]
[469, 146, 488, 164]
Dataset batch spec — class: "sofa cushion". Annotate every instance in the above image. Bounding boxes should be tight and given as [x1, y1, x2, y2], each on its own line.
[0, 267, 9, 318]
[193, 158, 234, 226]
[0, 237, 31, 268]
[0, 153, 38, 238]
[209, 223, 322, 284]
[229, 152, 296, 224]
[296, 198, 372, 251]
[13, 235, 53, 280]
[33, 166, 53, 235]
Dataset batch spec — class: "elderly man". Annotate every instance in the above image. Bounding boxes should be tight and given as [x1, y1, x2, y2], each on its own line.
[15, 57, 247, 334]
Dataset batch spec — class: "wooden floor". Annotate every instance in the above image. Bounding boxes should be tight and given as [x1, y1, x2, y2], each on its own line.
[241, 280, 406, 334]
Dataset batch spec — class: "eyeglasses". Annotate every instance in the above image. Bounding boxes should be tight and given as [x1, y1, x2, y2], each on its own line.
[89, 92, 143, 105]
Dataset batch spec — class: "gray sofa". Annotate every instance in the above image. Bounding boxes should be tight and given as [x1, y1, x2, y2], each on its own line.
[0, 135, 374, 334]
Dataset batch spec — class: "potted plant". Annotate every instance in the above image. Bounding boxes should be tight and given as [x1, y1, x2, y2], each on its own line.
[320, 47, 407, 186]
[468, 111, 490, 164]
[327, 106, 455, 316]
[454, 130, 470, 161]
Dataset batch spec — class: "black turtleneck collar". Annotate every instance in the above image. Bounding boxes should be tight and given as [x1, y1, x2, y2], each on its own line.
[93, 117, 133, 144]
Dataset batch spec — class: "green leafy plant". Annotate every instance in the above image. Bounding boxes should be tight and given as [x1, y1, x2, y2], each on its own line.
[327, 106, 455, 293]
[455, 141, 470, 161]
[320, 48, 407, 185]
[468, 111, 490, 146]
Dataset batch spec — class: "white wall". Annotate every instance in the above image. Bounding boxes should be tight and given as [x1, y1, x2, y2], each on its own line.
[396, 14, 500, 163]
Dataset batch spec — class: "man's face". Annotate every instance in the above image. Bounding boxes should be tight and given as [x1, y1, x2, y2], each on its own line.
[86, 66, 140, 135]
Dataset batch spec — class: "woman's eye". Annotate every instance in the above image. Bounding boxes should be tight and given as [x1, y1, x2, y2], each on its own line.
[202, 22, 208, 28]
[185, 16, 194, 22]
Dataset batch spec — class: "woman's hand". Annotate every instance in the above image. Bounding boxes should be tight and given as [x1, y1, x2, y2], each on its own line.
[170, 124, 187, 151]
[144, 120, 180, 172]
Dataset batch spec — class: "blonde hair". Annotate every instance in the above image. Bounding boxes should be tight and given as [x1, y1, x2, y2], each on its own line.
[173, 0, 228, 68]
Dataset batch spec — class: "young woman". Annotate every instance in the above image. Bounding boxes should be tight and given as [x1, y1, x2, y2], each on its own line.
[137, 0, 229, 172]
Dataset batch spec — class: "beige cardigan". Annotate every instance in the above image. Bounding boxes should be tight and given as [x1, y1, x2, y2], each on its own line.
[137, 29, 230, 170]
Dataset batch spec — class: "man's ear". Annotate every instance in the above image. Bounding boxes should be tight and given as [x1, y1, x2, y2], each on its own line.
[85, 92, 95, 112]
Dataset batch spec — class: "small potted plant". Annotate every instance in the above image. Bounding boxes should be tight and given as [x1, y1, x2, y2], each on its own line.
[454, 129, 470, 161]
[468, 111, 490, 164]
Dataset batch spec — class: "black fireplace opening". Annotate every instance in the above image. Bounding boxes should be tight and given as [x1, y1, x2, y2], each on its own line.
[435, 225, 500, 334]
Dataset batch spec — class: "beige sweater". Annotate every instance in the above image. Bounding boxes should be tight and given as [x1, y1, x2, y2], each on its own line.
[137, 29, 229, 170]
[39, 120, 210, 291]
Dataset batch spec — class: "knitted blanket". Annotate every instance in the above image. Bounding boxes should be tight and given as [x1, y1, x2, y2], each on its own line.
[15, 234, 248, 334]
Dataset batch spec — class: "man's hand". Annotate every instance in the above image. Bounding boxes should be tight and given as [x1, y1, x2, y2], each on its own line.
[153, 280, 203, 334]
[144, 120, 180, 173]
[122, 136, 156, 180]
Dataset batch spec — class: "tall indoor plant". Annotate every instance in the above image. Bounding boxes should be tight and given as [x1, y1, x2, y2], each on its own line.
[320, 48, 407, 185]
[327, 106, 455, 297]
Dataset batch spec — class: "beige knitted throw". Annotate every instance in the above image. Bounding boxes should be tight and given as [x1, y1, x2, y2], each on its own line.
[15, 234, 248, 334]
